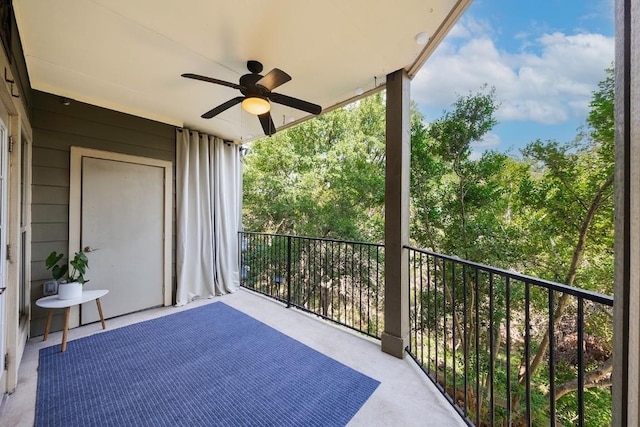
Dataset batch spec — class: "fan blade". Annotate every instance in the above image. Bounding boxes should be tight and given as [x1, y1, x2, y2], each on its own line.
[256, 68, 291, 91]
[182, 73, 243, 90]
[258, 112, 276, 136]
[201, 96, 244, 119]
[269, 92, 322, 115]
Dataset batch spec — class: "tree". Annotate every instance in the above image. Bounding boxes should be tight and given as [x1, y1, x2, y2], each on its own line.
[242, 69, 616, 424]
[515, 68, 614, 423]
[243, 94, 386, 242]
[411, 86, 520, 266]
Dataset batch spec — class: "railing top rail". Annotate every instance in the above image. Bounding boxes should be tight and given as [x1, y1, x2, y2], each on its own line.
[240, 231, 385, 249]
[405, 244, 613, 306]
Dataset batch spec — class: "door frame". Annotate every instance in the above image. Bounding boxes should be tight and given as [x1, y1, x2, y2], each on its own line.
[69, 147, 172, 328]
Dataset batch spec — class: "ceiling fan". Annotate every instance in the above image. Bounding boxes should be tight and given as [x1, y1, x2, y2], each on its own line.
[182, 60, 322, 136]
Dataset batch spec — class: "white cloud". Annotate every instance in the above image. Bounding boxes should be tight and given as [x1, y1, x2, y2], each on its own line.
[468, 133, 501, 160]
[473, 132, 502, 150]
[412, 19, 614, 127]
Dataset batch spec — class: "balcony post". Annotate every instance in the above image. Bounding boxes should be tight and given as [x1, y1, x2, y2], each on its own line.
[381, 69, 410, 358]
[613, 0, 638, 424]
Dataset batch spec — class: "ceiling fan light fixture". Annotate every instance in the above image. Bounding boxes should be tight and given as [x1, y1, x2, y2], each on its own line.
[183, 60, 321, 135]
[242, 97, 270, 115]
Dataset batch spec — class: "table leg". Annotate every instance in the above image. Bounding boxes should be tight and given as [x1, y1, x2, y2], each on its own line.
[43, 309, 53, 342]
[96, 298, 106, 330]
[61, 307, 70, 352]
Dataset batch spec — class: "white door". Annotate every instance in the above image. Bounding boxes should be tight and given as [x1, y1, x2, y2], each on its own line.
[80, 156, 165, 324]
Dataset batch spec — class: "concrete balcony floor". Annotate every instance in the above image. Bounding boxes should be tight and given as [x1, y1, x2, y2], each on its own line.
[1, 288, 466, 426]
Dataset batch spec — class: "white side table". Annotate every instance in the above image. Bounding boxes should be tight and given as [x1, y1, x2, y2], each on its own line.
[35, 289, 109, 352]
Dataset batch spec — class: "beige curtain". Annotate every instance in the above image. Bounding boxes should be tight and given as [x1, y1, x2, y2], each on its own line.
[175, 129, 241, 305]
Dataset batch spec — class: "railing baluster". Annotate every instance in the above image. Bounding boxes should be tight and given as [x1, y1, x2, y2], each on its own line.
[577, 297, 585, 427]
[312, 239, 317, 312]
[434, 257, 439, 386]
[506, 277, 512, 427]
[286, 236, 292, 307]
[443, 259, 447, 393]
[525, 282, 531, 426]
[359, 244, 363, 331]
[452, 261, 457, 408]
[331, 240, 335, 321]
[338, 241, 342, 323]
[426, 254, 432, 375]
[489, 272, 495, 427]
[549, 289, 555, 427]
[474, 268, 480, 426]
[463, 265, 468, 419]
[343, 242, 348, 325]
[350, 246, 356, 325]
[376, 245, 380, 336]
[367, 245, 371, 335]
[419, 253, 424, 367]
[411, 252, 417, 356]
[259, 234, 264, 292]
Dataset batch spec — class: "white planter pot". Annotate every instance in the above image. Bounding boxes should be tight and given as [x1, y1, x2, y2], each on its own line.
[58, 282, 82, 300]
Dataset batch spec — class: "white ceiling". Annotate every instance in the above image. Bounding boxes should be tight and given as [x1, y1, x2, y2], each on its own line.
[13, 0, 468, 143]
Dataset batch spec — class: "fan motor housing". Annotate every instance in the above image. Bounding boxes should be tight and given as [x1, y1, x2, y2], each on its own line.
[239, 73, 267, 97]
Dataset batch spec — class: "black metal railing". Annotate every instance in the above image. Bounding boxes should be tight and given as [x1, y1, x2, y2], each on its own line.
[238, 232, 614, 426]
[405, 245, 614, 427]
[239, 231, 385, 338]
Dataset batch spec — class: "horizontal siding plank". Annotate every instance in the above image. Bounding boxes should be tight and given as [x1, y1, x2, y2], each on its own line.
[31, 260, 52, 282]
[33, 90, 175, 139]
[32, 204, 69, 223]
[32, 241, 69, 263]
[32, 185, 69, 205]
[31, 223, 69, 243]
[32, 147, 71, 168]
[32, 166, 69, 187]
[33, 128, 174, 162]
[33, 109, 174, 153]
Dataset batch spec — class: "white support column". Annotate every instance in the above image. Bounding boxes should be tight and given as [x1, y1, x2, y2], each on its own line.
[613, 0, 639, 424]
[381, 69, 410, 359]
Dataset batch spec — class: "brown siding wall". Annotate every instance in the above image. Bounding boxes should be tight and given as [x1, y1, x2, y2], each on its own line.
[30, 90, 175, 336]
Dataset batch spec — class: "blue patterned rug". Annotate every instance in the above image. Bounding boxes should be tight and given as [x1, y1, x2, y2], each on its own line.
[36, 302, 379, 426]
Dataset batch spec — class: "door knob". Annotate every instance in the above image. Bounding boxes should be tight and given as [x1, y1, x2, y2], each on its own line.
[83, 246, 100, 252]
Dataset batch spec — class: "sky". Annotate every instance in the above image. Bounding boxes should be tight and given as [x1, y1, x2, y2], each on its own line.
[411, 0, 615, 158]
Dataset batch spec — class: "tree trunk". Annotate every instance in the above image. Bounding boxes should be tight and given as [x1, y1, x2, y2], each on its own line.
[442, 279, 465, 350]
[519, 173, 613, 385]
[478, 318, 503, 414]
[550, 357, 613, 400]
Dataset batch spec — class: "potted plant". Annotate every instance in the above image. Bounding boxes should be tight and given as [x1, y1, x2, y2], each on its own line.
[45, 251, 89, 300]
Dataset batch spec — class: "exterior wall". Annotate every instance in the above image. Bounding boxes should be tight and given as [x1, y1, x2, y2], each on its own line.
[30, 90, 175, 336]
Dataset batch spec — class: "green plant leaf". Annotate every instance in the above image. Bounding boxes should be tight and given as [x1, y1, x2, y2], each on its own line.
[45, 251, 64, 269]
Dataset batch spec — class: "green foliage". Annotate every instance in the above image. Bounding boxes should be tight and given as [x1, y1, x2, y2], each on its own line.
[243, 94, 388, 242]
[587, 65, 614, 161]
[45, 251, 67, 281]
[428, 85, 498, 163]
[242, 66, 615, 425]
[46, 251, 90, 284]
[410, 86, 520, 267]
[519, 135, 614, 290]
